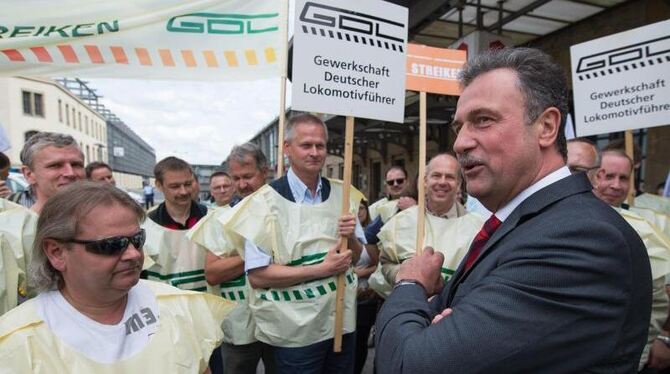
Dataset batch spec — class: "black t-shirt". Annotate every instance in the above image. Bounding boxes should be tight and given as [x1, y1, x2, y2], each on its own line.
[147, 201, 207, 230]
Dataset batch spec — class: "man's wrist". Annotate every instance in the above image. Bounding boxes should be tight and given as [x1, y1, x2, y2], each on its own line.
[394, 279, 427, 294]
[656, 335, 670, 348]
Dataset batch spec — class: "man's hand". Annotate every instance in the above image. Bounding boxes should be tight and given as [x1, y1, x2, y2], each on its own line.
[320, 238, 353, 277]
[397, 196, 417, 211]
[395, 247, 445, 296]
[0, 180, 11, 199]
[338, 213, 357, 239]
[432, 308, 453, 324]
[648, 338, 670, 369]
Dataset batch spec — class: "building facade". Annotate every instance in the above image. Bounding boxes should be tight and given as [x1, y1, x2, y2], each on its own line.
[0, 76, 107, 167]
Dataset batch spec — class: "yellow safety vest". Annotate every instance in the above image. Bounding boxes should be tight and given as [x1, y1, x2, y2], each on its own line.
[223, 179, 362, 347]
[0, 280, 233, 373]
[369, 206, 483, 298]
[187, 206, 256, 345]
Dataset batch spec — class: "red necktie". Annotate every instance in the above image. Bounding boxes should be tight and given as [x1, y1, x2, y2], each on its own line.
[463, 215, 502, 271]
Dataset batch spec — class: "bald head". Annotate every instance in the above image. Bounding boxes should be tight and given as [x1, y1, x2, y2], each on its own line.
[567, 139, 599, 184]
[425, 154, 461, 216]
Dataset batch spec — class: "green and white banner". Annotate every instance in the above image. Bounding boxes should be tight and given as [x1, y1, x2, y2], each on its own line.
[0, 0, 286, 80]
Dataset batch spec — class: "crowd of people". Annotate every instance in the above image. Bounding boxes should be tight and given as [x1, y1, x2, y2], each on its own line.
[0, 47, 669, 374]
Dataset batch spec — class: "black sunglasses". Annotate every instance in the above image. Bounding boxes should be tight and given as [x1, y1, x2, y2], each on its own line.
[386, 178, 405, 186]
[64, 229, 146, 256]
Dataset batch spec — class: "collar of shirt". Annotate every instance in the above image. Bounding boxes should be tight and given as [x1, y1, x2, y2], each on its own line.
[287, 167, 322, 205]
[494, 166, 571, 222]
[427, 201, 460, 219]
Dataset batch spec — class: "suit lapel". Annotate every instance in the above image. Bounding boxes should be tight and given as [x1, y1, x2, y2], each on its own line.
[444, 173, 593, 306]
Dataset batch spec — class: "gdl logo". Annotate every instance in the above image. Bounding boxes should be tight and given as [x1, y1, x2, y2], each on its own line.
[298, 2, 405, 53]
[167, 12, 279, 35]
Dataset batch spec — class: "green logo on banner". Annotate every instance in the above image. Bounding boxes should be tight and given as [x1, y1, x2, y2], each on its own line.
[166, 13, 279, 35]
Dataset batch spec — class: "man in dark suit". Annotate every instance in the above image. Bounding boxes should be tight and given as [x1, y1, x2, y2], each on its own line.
[375, 47, 652, 373]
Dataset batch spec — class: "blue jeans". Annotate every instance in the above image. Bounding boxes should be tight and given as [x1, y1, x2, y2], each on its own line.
[275, 333, 356, 374]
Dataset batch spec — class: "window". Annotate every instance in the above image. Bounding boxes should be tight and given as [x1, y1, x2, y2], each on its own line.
[66, 104, 70, 125]
[22, 90, 44, 117]
[58, 99, 63, 122]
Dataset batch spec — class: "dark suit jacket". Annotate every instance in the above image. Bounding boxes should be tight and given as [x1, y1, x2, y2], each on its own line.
[268, 175, 331, 202]
[375, 173, 651, 373]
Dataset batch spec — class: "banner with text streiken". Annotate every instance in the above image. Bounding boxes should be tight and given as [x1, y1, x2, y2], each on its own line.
[291, 0, 408, 123]
[0, 0, 285, 81]
[570, 19, 670, 136]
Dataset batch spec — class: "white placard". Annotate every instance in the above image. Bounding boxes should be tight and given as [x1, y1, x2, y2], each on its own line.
[291, 0, 408, 123]
[570, 20, 670, 136]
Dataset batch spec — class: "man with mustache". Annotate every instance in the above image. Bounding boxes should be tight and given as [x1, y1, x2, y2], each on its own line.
[0, 181, 232, 372]
[375, 47, 651, 372]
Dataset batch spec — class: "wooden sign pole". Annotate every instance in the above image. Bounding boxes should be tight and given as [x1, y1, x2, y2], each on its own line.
[415, 91, 427, 255]
[625, 130, 635, 206]
[276, 0, 290, 178]
[334, 116, 355, 352]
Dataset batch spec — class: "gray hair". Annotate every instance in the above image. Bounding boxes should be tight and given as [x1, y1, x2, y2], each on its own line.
[20, 132, 83, 169]
[226, 142, 268, 172]
[29, 181, 145, 293]
[284, 113, 329, 143]
[460, 48, 569, 159]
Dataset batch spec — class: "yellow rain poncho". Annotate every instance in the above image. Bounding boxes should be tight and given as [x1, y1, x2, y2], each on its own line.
[223, 180, 363, 347]
[635, 193, 670, 216]
[0, 280, 234, 373]
[369, 206, 483, 298]
[0, 200, 38, 315]
[142, 218, 207, 292]
[187, 206, 256, 345]
[615, 207, 670, 369]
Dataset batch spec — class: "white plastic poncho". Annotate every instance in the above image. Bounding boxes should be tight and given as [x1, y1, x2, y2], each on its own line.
[142, 218, 208, 292]
[0, 200, 38, 315]
[187, 206, 256, 345]
[635, 193, 670, 216]
[0, 280, 234, 373]
[369, 206, 483, 298]
[223, 180, 363, 347]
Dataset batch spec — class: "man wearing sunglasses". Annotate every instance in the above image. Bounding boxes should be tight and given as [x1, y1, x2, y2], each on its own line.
[368, 165, 415, 222]
[0, 181, 232, 372]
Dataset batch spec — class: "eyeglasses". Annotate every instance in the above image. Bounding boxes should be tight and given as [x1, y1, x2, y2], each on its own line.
[568, 165, 600, 174]
[63, 229, 146, 256]
[386, 178, 405, 186]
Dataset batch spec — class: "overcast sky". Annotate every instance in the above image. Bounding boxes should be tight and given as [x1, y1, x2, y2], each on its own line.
[82, 2, 297, 166]
[85, 77, 289, 165]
